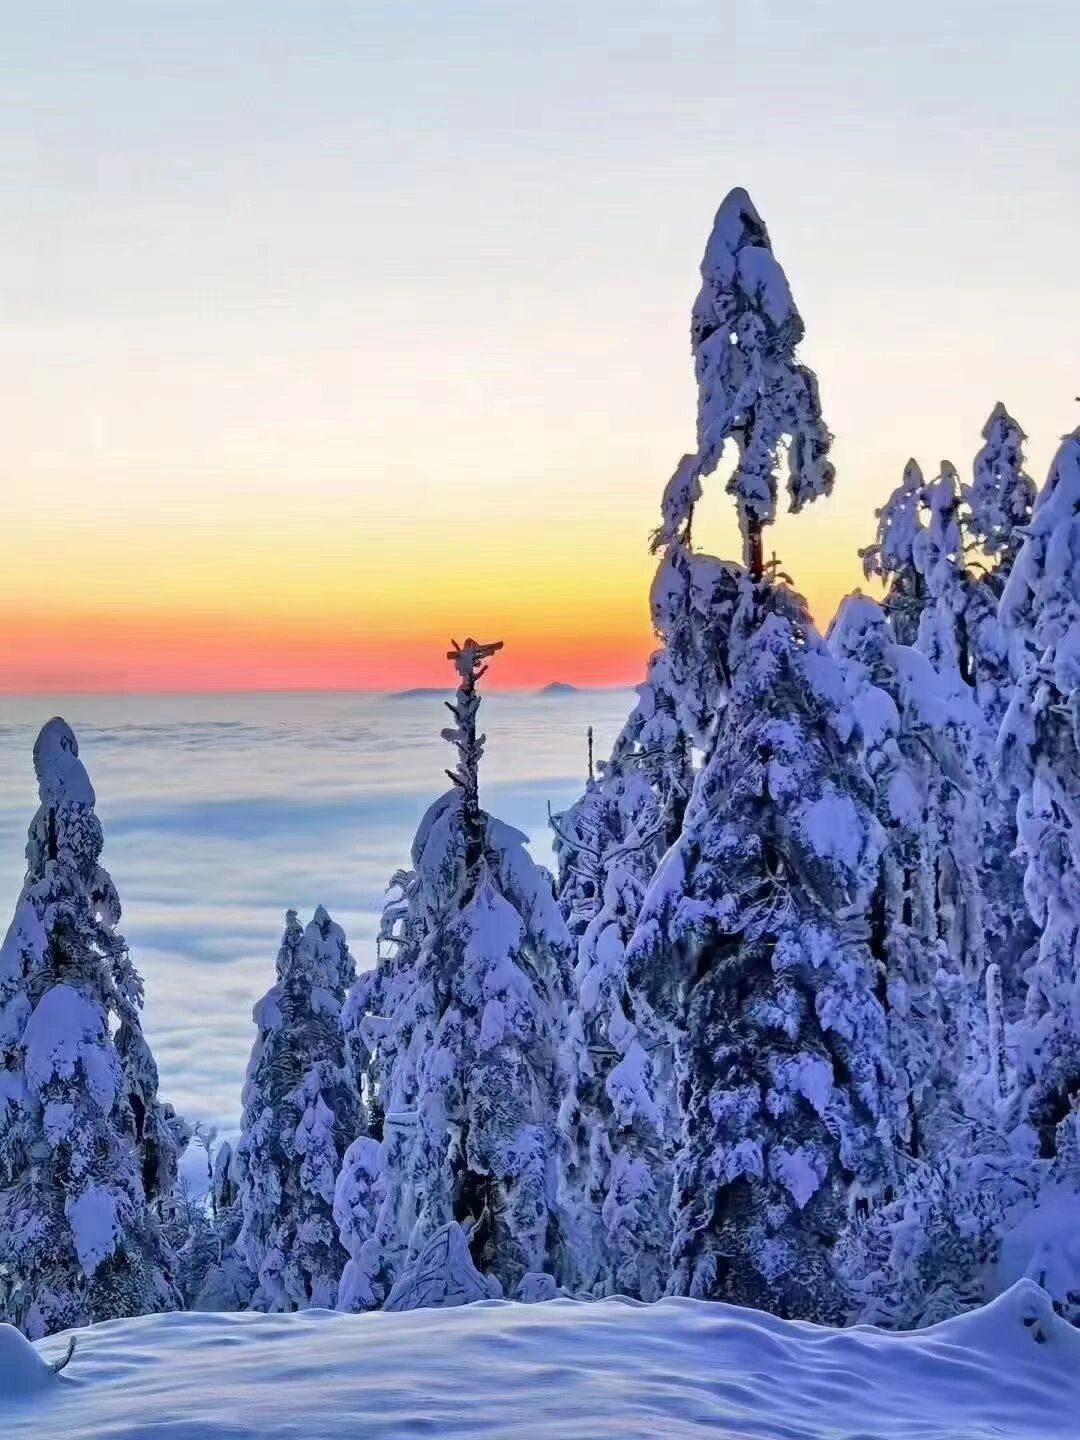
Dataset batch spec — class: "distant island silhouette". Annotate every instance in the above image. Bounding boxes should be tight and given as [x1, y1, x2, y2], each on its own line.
[387, 681, 633, 701]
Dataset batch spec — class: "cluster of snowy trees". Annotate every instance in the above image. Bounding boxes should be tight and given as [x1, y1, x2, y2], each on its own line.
[3, 187, 1080, 1338]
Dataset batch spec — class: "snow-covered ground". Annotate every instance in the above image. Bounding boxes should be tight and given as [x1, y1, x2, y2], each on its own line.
[3, 1281, 1075, 1439]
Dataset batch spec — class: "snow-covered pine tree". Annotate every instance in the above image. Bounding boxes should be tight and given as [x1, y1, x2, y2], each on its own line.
[861, 459, 928, 647]
[0, 718, 184, 1337]
[551, 644, 696, 938]
[998, 428, 1080, 1163]
[547, 702, 681, 1300]
[649, 542, 745, 759]
[827, 595, 949, 1160]
[919, 446, 1036, 1025]
[333, 1133, 385, 1312]
[914, 461, 974, 683]
[828, 586, 1024, 1161]
[627, 578, 898, 1322]
[547, 690, 691, 1298]
[549, 728, 609, 942]
[623, 190, 894, 1323]
[557, 833, 676, 1300]
[835, 1140, 1008, 1328]
[236, 905, 360, 1311]
[641, 189, 833, 802]
[646, 190, 833, 773]
[859, 441, 1030, 1019]
[654, 189, 834, 578]
[843, 430, 1080, 1330]
[955, 413, 1039, 1018]
[967, 403, 1036, 573]
[339, 640, 575, 1305]
[335, 869, 434, 1310]
[545, 628, 705, 1299]
[618, 648, 694, 843]
[961, 405, 1037, 730]
[177, 1137, 254, 1313]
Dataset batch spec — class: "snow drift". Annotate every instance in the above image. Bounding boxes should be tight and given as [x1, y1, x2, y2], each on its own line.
[7, 1281, 1076, 1439]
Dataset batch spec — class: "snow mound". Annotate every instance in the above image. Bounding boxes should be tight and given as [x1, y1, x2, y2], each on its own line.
[16, 1281, 1077, 1438]
[0, 1324, 66, 1401]
[384, 1222, 502, 1311]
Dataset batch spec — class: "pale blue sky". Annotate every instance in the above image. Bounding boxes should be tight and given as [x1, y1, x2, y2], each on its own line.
[2, 2, 1078, 682]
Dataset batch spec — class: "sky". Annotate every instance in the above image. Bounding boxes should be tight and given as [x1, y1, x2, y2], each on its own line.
[1, 1, 1078, 693]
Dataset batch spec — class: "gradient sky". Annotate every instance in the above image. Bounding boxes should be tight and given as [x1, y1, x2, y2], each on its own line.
[2, 2, 1078, 692]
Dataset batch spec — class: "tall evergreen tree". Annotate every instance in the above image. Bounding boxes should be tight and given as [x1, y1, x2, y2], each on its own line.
[623, 190, 899, 1322]
[550, 726, 677, 1300]
[654, 189, 834, 578]
[628, 582, 899, 1321]
[967, 403, 1036, 573]
[0, 719, 184, 1337]
[828, 596, 949, 1160]
[550, 729, 609, 944]
[557, 837, 675, 1301]
[860, 439, 1032, 1014]
[336, 871, 431, 1310]
[831, 589, 1026, 1138]
[914, 461, 973, 683]
[961, 405, 1036, 730]
[860, 459, 928, 647]
[236, 905, 360, 1310]
[998, 429, 1080, 1162]
[551, 645, 697, 932]
[340, 641, 575, 1305]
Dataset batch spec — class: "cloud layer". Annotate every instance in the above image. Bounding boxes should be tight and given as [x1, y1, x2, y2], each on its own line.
[0, 690, 632, 1137]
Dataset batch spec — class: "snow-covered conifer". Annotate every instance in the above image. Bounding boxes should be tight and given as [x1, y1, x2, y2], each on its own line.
[557, 839, 676, 1300]
[335, 870, 433, 1309]
[628, 583, 898, 1322]
[837, 1146, 1007, 1328]
[998, 429, 1080, 1161]
[914, 462, 973, 682]
[0, 719, 183, 1337]
[861, 460, 928, 647]
[548, 698, 689, 1299]
[655, 190, 834, 577]
[650, 544, 744, 754]
[961, 406, 1036, 729]
[828, 596, 950, 1158]
[549, 729, 610, 942]
[177, 1138, 254, 1313]
[333, 1135, 384, 1312]
[550, 722, 679, 1300]
[340, 641, 575, 1305]
[829, 589, 1028, 1161]
[236, 906, 360, 1311]
[967, 403, 1036, 571]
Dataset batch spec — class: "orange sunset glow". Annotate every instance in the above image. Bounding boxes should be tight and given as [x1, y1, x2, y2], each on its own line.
[0, 609, 656, 694]
[2, 9, 1075, 696]
[0, 466, 875, 693]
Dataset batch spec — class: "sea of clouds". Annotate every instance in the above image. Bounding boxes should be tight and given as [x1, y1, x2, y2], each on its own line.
[0, 689, 632, 1140]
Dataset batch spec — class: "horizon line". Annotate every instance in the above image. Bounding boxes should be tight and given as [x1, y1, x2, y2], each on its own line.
[0, 681, 641, 701]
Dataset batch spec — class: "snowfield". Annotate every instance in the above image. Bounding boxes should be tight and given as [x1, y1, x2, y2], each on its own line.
[3, 1281, 1076, 1440]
